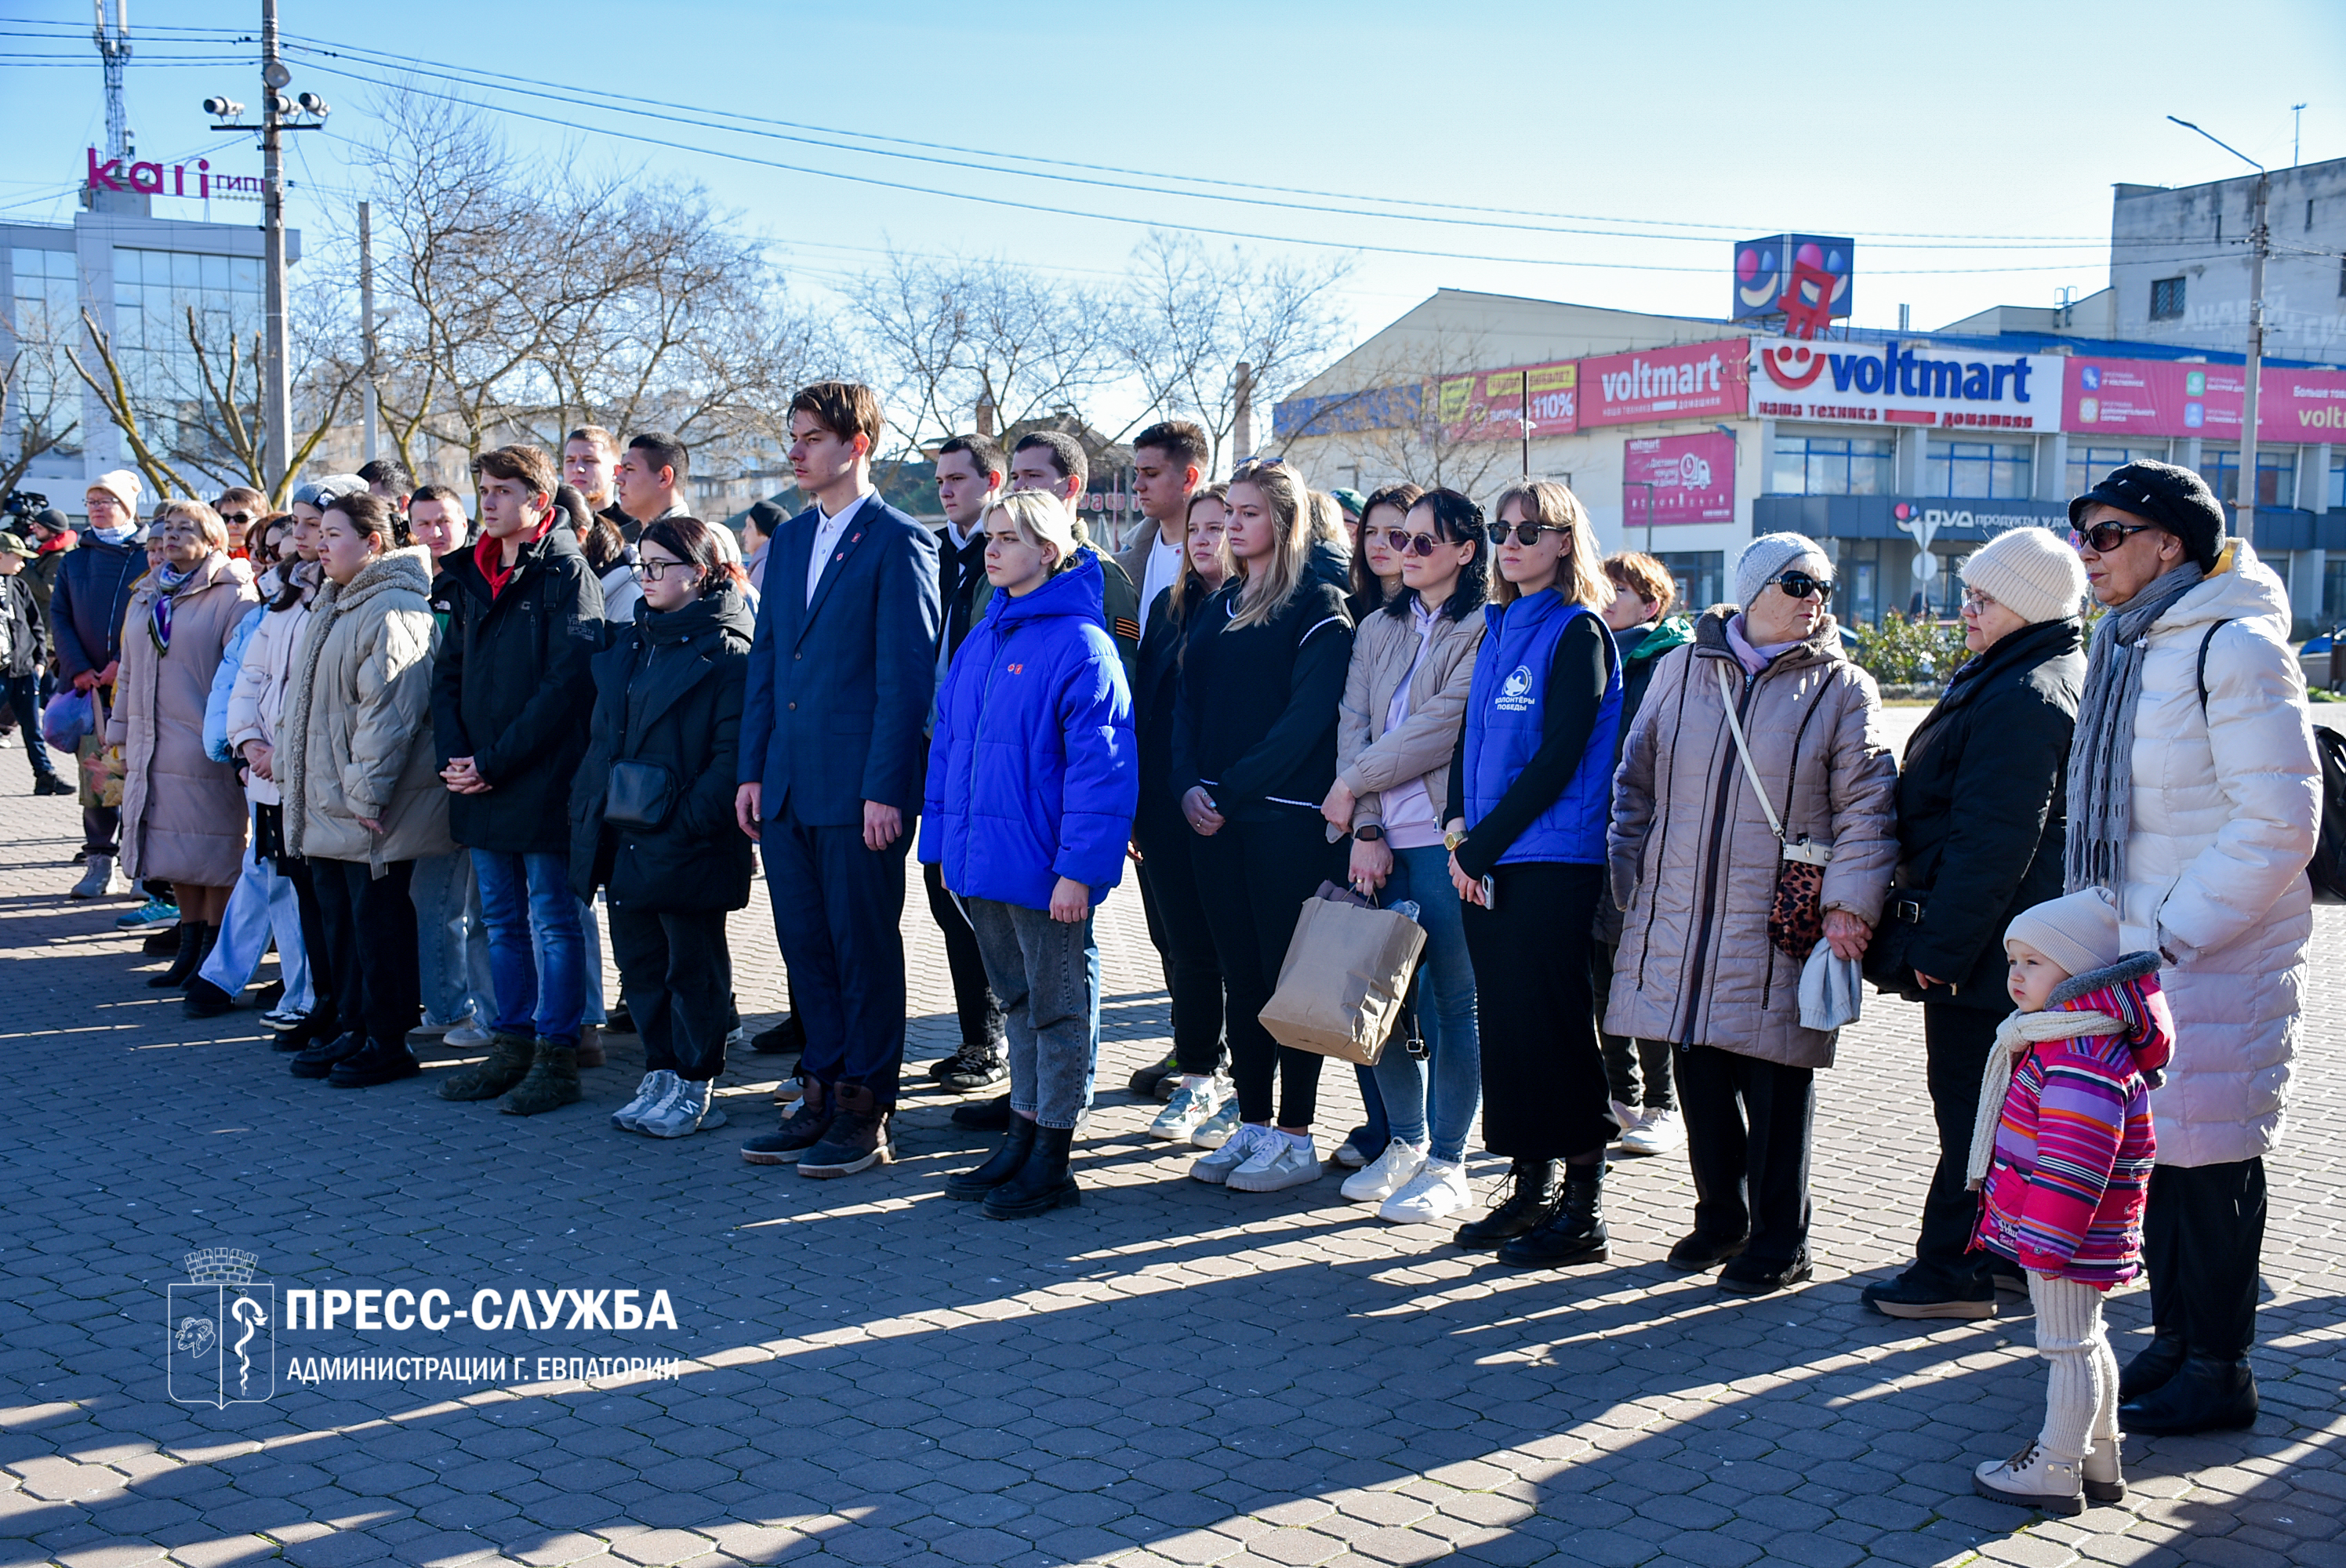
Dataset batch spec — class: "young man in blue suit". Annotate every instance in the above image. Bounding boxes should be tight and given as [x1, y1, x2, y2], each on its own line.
[735, 382, 942, 1178]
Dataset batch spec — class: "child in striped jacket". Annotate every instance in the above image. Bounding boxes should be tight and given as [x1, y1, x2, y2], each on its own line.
[1968, 887, 2172, 1518]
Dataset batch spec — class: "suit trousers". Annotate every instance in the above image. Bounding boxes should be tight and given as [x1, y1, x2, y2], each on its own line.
[608, 905, 732, 1082]
[763, 807, 910, 1107]
[1675, 1043, 1816, 1266]
[310, 857, 420, 1049]
[2143, 1158, 2267, 1362]
[1462, 862, 1614, 1161]
[923, 858, 1004, 1050]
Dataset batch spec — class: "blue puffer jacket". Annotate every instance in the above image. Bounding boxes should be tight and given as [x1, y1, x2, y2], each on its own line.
[920, 551, 1137, 909]
[204, 598, 269, 762]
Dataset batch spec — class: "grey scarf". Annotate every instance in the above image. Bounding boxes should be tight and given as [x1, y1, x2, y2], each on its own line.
[2065, 563, 2204, 893]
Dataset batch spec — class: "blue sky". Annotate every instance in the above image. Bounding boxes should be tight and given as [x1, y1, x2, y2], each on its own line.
[6, 0, 2344, 347]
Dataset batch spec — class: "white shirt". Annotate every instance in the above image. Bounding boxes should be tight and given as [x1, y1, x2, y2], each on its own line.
[806, 489, 873, 607]
[1138, 528, 1186, 633]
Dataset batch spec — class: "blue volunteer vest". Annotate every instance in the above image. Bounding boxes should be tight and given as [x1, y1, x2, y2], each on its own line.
[1462, 590, 1622, 866]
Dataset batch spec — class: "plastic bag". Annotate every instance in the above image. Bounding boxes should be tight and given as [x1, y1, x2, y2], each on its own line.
[41, 688, 94, 752]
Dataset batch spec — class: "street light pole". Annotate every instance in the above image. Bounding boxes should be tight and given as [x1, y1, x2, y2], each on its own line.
[2167, 115, 2269, 549]
[260, 0, 290, 488]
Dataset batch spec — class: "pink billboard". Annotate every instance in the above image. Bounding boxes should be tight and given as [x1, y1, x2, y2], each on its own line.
[1581, 339, 1749, 427]
[2065, 358, 2346, 441]
[1622, 432, 1736, 524]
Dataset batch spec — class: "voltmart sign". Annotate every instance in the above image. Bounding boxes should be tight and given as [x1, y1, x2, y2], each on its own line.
[1751, 336, 2064, 431]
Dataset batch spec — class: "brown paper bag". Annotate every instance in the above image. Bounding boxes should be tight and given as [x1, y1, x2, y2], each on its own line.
[1257, 895, 1425, 1065]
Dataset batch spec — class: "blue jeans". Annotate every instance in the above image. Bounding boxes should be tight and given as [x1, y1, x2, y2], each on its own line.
[410, 850, 494, 1027]
[967, 897, 1098, 1129]
[1368, 844, 1483, 1163]
[470, 849, 585, 1048]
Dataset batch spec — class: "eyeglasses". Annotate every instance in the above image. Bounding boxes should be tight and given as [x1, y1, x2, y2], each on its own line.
[1767, 570, 1834, 603]
[1382, 528, 1447, 558]
[2071, 521, 2155, 554]
[633, 557, 688, 581]
[1485, 521, 1572, 547]
[1959, 587, 1999, 615]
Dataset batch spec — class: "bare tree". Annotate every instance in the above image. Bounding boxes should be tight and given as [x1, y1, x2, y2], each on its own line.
[0, 328, 81, 502]
[1269, 327, 1520, 496]
[1117, 230, 1353, 475]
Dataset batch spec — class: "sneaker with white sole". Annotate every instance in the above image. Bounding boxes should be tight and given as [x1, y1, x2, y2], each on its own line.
[1189, 1098, 1244, 1150]
[443, 1021, 495, 1050]
[260, 1006, 307, 1030]
[1618, 1107, 1685, 1156]
[1973, 1440, 2083, 1516]
[1380, 1157, 1473, 1224]
[1340, 1138, 1429, 1203]
[612, 1070, 679, 1131]
[640, 1077, 727, 1138]
[115, 895, 179, 931]
[1190, 1123, 1272, 1184]
[1331, 1133, 1374, 1170]
[1228, 1134, 1323, 1193]
[1150, 1076, 1231, 1142]
[1609, 1098, 1641, 1135]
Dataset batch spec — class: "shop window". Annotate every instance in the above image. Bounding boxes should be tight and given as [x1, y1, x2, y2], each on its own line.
[2198, 444, 2297, 507]
[1923, 438, 2032, 499]
[2150, 277, 2187, 321]
[1655, 551, 1723, 617]
[2066, 444, 2167, 499]
[1769, 434, 1894, 496]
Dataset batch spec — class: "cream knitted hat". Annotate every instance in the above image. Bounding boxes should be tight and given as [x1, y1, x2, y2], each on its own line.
[86, 468, 143, 518]
[1959, 526, 2086, 626]
[2005, 887, 2120, 980]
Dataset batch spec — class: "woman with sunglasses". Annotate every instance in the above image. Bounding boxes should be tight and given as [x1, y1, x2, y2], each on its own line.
[1324, 488, 1487, 1224]
[1174, 458, 1354, 1193]
[1438, 481, 1621, 1263]
[1606, 532, 1898, 1294]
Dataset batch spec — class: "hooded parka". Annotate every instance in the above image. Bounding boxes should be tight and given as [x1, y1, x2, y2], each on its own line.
[1604, 610, 1898, 1068]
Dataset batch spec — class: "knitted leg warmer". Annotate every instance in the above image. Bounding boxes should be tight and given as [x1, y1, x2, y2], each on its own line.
[2031, 1272, 2110, 1464]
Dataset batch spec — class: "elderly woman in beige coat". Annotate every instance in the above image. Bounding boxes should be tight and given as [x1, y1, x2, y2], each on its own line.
[1607, 532, 1897, 1294]
[108, 499, 259, 989]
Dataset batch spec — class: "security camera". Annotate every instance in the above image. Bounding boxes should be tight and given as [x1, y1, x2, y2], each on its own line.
[296, 93, 329, 117]
[202, 96, 245, 118]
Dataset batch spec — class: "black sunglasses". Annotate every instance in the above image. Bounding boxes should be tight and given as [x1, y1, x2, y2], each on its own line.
[1768, 570, 1834, 603]
[1382, 528, 1447, 558]
[2071, 521, 2155, 554]
[1485, 521, 1572, 547]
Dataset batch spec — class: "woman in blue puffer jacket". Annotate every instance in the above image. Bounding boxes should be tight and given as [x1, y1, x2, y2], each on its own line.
[921, 489, 1137, 1219]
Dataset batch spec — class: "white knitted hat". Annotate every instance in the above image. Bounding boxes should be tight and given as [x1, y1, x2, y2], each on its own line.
[1734, 532, 1828, 608]
[86, 468, 143, 517]
[1959, 526, 2086, 626]
[2005, 887, 2120, 980]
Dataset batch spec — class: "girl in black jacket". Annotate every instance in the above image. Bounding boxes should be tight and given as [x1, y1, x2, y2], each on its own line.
[570, 517, 756, 1138]
[1172, 459, 1353, 1194]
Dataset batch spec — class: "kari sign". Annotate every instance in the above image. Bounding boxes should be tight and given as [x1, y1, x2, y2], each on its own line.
[85, 148, 260, 201]
[1751, 336, 2063, 430]
[1580, 339, 1748, 427]
[1622, 433, 1735, 524]
[1436, 361, 1578, 441]
[2065, 358, 2346, 441]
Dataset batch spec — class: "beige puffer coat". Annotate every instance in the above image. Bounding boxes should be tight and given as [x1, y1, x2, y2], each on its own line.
[223, 562, 321, 808]
[282, 547, 455, 871]
[2101, 542, 2320, 1167]
[108, 551, 260, 887]
[1605, 612, 1898, 1068]
[1335, 597, 1485, 833]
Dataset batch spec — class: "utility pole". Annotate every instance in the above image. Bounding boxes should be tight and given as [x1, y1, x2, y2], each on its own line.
[2167, 116, 2270, 549]
[360, 199, 377, 464]
[1231, 360, 1254, 470]
[1520, 370, 1531, 477]
[2293, 103, 2307, 168]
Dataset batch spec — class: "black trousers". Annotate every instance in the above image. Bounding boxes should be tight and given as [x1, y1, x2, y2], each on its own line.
[1135, 803, 1226, 1077]
[278, 853, 340, 1036]
[310, 857, 419, 1049]
[761, 807, 909, 1106]
[2143, 1159, 2267, 1362]
[1464, 862, 1614, 1160]
[921, 858, 1003, 1050]
[1591, 938, 1674, 1112]
[1189, 814, 1340, 1127]
[1909, 1003, 2001, 1292]
[609, 904, 732, 1082]
[1675, 1044, 1815, 1265]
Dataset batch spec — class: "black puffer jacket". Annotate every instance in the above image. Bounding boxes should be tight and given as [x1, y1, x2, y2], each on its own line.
[1890, 615, 2086, 1011]
[1133, 580, 1212, 851]
[569, 586, 756, 913]
[2, 573, 48, 678]
[430, 514, 606, 853]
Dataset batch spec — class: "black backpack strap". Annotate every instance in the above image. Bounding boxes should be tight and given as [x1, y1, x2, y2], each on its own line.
[2195, 619, 2234, 716]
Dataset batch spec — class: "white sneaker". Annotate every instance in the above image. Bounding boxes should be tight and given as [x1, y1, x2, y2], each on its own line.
[444, 1021, 494, 1050]
[1332, 1136, 1373, 1170]
[1380, 1158, 1473, 1224]
[1189, 1098, 1244, 1150]
[1151, 1076, 1230, 1142]
[641, 1077, 726, 1138]
[1190, 1122, 1271, 1185]
[1618, 1107, 1684, 1156]
[260, 1006, 307, 1029]
[71, 854, 125, 898]
[411, 1014, 459, 1038]
[1609, 1098, 1642, 1135]
[1340, 1138, 1428, 1203]
[1228, 1133, 1323, 1193]
[612, 1071, 678, 1131]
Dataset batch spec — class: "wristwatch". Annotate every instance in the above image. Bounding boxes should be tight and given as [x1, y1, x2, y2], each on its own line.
[1444, 829, 1469, 852]
[1353, 824, 1385, 843]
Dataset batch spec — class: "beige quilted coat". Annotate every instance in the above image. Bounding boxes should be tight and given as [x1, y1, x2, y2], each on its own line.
[108, 551, 259, 887]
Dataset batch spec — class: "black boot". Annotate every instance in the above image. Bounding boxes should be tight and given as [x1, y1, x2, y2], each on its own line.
[1454, 1159, 1563, 1249]
[274, 1008, 334, 1053]
[2118, 1332, 2188, 1401]
[946, 1117, 1036, 1201]
[148, 921, 209, 988]
[2118, 1354, 2258, 1436]
[1498, 1163, 1609, 1266]
[983, 1123, 1079, 1218]
[183, 977, 236, 1018]
[289, 1030, 366, 1080]
[953, 1092, 1012, 1132]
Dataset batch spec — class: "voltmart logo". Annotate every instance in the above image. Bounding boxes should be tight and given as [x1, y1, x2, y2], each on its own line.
[1764, 339, 2036, 405]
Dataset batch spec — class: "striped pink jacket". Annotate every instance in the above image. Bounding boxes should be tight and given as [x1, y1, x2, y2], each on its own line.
[1972, 963, 2174, 1288]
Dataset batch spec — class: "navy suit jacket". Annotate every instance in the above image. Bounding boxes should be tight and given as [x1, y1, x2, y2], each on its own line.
[739, 495, 942, 827]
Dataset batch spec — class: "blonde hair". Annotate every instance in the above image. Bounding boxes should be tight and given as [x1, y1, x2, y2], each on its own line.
[1490, 481, 1607, 609]
[1226, 459, 1311, 630]
[982, 489, 1080, 574]
[1306, 488, 1347, 546]
[154, 498, 228, 553]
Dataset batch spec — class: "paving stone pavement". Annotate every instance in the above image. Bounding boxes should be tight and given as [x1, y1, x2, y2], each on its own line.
[2, 710, 2344, 1568]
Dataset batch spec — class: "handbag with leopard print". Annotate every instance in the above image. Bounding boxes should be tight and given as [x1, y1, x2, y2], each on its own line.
[1716, 666, 1834, 961]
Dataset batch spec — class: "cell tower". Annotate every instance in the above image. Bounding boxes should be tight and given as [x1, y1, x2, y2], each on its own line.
[93, 0, 133, 162]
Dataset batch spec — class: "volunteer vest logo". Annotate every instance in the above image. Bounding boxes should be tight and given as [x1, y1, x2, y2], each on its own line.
[167, 1248, 276, 1407]
[1496, 664, 1536, 713]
